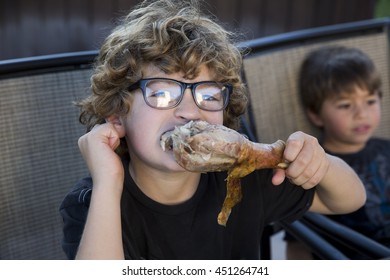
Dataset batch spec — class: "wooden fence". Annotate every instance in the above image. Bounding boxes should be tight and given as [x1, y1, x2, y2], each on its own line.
[0, 0, 376, 60]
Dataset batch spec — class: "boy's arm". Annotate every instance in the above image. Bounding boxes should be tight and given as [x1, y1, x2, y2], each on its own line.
[309, 154, 366, 214]
[76, 180, 124, 259]
[272, 131, 366, 214]
[75, 123, 125, 259]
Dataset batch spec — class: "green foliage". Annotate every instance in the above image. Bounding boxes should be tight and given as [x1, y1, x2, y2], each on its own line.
[375, 0, 390, 18]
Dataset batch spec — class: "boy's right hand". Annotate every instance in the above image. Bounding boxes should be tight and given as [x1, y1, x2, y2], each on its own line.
[78, 123, 125, 193]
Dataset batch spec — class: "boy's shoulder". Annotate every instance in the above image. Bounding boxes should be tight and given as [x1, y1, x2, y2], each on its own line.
[369, 137, 390, 145]
[368, 138, 390, 150]
[361, 138, 390, 160]
[59, 177, 93, 210]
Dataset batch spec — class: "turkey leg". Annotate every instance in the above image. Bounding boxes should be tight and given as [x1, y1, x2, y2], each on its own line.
[161, 120, 288, 225]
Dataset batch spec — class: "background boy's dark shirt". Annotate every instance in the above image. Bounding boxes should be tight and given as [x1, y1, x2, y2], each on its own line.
[60, 156, 314, 259]
[326, 138, 390, 246]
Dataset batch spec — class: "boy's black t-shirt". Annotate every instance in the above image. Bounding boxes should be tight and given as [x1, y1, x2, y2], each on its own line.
[325, 138, 390, 246]
[60, 157, 314, 259]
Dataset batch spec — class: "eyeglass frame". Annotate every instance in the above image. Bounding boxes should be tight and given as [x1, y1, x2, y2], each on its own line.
[128, 77, 232, 111]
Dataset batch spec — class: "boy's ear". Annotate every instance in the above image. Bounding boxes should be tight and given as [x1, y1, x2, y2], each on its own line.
[306, 109, 324, 128]
[105, 115, 126, 137]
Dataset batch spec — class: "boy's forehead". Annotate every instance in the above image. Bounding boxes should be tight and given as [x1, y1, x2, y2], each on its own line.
[141, 63, 217, 81]
[141, 63, 163, 76]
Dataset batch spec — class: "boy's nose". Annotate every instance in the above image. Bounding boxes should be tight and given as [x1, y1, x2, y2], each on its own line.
[354, 104, 368, 118]
[173, 88, 201, 119]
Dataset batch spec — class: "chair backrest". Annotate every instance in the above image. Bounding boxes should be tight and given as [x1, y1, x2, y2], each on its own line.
[241, 18, 390, 143]
[240, 17, 390, 260]
[0, 52, 97, 259]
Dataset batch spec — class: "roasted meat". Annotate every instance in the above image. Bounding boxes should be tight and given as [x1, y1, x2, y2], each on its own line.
[161, 120, 287, 226]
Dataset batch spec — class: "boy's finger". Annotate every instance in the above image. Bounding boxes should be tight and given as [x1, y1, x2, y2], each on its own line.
[272, 168, 286, 186]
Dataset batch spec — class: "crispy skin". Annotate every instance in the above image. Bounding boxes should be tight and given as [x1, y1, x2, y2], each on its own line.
[161, 121, 287, 226]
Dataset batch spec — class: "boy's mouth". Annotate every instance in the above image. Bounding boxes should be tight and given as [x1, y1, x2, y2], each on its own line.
[353, 124, 371, 134]
[160, 130, 174, 151]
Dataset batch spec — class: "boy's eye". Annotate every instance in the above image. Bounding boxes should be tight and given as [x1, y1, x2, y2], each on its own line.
[367, 98, 378, 105]
[150, 90, 169, 98]
[336, 103, 351, 109]
[201, 94, 219, 102]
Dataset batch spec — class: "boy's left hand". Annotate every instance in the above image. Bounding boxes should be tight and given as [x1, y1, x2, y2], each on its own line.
[271, 131, 329, 189]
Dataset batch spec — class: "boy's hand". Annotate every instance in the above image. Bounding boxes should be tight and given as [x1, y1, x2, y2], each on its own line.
[272, 131, 329, 189]
[78, 123, 125, 192]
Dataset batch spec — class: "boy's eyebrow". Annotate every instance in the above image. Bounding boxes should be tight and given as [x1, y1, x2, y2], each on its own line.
[334, 93, 351, 99]
[330, 88, 380, 101]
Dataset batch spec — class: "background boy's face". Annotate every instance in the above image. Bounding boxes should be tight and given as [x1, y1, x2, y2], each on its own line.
[309, 87, 381, 153]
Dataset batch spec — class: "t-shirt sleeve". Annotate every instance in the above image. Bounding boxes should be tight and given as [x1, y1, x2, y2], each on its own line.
[264, 176, 314, 224]
[59, 177, 92, 260]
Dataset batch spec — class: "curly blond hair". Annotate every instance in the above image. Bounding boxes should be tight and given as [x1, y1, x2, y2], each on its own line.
[77, 0, 248, 153]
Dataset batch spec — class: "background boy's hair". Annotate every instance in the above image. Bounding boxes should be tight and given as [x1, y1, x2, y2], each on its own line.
[299, 45, 382, 115]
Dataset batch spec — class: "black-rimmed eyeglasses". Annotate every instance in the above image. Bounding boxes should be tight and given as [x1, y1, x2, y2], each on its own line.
[128, 78, 231, 111]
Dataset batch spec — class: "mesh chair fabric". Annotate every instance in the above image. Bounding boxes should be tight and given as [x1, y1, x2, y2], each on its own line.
[0, 69, 91, 259]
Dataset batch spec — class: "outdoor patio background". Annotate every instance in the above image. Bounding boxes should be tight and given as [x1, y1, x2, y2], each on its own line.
[1, 0, 384, 60]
